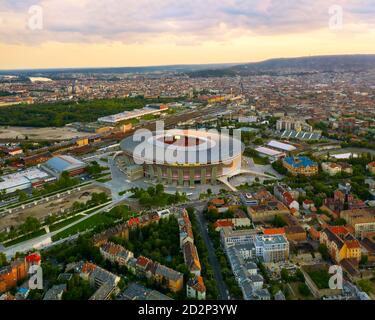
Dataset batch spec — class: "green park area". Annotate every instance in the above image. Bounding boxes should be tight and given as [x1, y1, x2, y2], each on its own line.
[130, 184, 188, 208]
[52, 205, 135, 241]
[0, 97, 178, 127]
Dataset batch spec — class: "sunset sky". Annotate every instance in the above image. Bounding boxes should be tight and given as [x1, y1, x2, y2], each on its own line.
[0, 0, 374, 69]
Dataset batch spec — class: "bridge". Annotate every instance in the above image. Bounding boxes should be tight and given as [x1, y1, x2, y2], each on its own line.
[217, 169, 276, 192]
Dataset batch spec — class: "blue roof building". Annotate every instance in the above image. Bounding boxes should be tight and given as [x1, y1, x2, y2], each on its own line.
[282, 156, 318, 176]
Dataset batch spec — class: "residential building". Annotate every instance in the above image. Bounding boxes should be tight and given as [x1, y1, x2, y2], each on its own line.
[43, 284, 67, 300]
[367, 162, 375, 175]
[186, 276, 206, 300]
[220, 227, 258, 246]
[254, 234, 290, 263]
[80, 262, 120, 289]
[276, 117, 312, 132]
[320, 226, 361, 263]
[247, 189, 290, 222]
[274, 184, 300, 212]
[0, 259, 28, 294]
[182, 241, 202, 277]
[118, 282, 172, 300]
[340, 208, 375, 238]
[100, 242, 134, 266]
[154, 264, 184, 293]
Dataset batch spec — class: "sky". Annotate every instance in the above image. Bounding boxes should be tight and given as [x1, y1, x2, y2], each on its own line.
[0, 0, 374, 69]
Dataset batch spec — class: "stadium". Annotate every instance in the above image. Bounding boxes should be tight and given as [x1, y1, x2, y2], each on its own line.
[120, 129, 243, 186]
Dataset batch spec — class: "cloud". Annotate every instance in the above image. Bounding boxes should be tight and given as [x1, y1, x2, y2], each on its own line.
[0, 0, 374, 45]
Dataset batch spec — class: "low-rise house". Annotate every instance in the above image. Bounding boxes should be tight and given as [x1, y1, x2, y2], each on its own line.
[274, 184, 300, 212]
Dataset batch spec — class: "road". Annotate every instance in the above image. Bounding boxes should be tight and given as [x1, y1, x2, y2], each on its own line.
[193, 203, 230, 300]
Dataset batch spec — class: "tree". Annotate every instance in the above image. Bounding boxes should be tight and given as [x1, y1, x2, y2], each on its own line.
[155, 184, 164, 195]
[360, 255, 368, 266]
[272, 160, 288, 175]
[357, 279, 373, 294]
[280, 268, 290, 282]
[334, 218, 347, 226]
[273, 215, 287, 227]
[298, 283, 311, 297]
[318, 244, 330, 261]
[20, 217, 41, 234]
[0, 252, 7, 267]
[16, 190, 28, 202]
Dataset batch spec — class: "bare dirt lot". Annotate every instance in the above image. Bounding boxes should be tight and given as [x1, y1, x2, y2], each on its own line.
[0, 126, 91, 140]
[0, 185, 110, 230]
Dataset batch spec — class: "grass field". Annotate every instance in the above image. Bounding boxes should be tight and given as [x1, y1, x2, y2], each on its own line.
[49, 215, 86, 232]
[51, 213, 115, 241]
[3, 229, 47, 247]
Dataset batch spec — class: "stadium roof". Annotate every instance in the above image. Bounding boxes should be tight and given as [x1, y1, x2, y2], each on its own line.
[121, 129, 243, 165]
[267, 140, 296, 152]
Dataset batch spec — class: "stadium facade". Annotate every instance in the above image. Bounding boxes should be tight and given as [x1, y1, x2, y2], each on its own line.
[120, 129, 243, 186]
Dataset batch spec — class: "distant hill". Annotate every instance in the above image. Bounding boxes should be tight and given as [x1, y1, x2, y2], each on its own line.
[0, 63, 237, 76]
[188, 54, 375, 77]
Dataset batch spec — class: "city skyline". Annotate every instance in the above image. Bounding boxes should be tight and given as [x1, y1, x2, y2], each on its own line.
[1, 0, 375, 69]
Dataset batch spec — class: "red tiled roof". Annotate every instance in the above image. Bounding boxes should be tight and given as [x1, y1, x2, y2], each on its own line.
[210, 198, 225, 206]
[128, 217, 140, 227]
[303, 199, 314, 205]
[136, 256, 150, 268]
[82, 262, 96, 274]
[345, 240, 360, 249]
[328, 226, 349, 235]
[263, 228, 286, 235]
[26, 253, 41, 263]
[214, 220, 234, 229]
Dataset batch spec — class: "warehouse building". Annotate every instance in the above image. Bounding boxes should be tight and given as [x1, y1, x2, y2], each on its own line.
[41, 155, 87, 177]
[0, 168, 56, 194]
